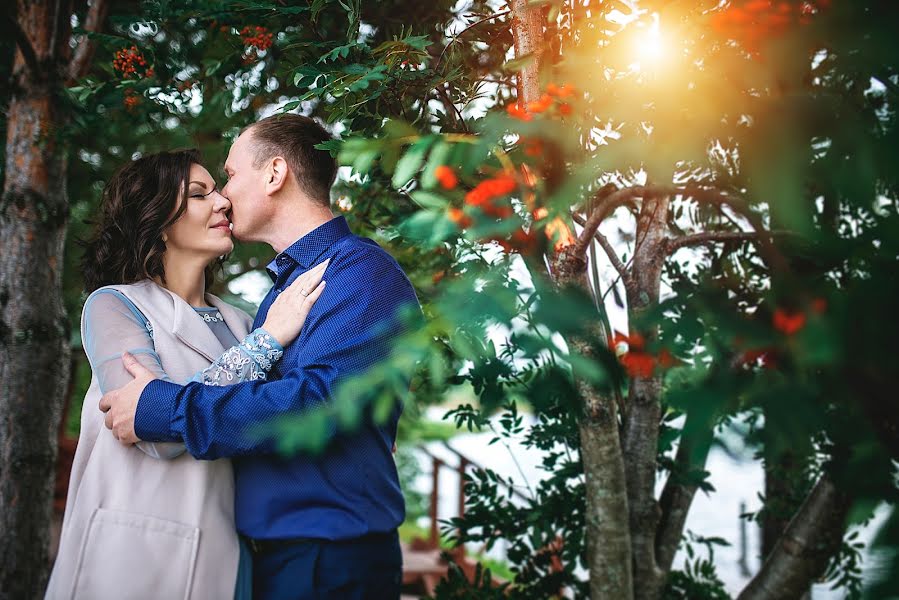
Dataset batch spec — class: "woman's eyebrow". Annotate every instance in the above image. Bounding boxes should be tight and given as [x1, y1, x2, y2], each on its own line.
[189, 180, 209, 188]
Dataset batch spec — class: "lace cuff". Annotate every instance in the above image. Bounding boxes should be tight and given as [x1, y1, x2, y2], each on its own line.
[195, 328, 284, 386]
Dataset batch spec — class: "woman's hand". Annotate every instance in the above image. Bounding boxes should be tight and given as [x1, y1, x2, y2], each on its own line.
[262, 259, 329, 347]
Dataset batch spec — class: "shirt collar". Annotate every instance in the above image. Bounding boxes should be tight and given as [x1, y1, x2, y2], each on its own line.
[266, 216, 351, 281]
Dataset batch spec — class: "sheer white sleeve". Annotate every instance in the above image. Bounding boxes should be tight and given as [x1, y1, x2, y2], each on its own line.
[83, 291, 285, 460]
[82, 290, 186, 460]
[190, 328, 284, 385]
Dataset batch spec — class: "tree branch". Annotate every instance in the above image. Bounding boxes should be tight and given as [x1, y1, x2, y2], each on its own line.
[435, 83, 470, 133]
[737, 475, 850, 600]
[4, 11, 41, 77]
[676, 186, 792, 274]
[666, 230, 793, 253]
[571, 211, 632, 288]
[572, 183, 645, 259]
[434, 11, 510, 72]
[655, 413, 715, 574]
[68, 0, 108, 84]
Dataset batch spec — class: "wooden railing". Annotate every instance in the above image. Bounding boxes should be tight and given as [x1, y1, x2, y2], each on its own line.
[416, 441, 531, 551]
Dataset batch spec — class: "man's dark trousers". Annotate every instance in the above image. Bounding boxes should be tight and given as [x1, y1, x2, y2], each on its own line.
[250, 531, 402, 600]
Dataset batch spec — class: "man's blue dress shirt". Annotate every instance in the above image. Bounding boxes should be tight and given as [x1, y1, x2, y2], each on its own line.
[135, 216, 420, 540]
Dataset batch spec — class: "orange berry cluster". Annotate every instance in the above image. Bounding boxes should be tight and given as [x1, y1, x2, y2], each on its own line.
[531, 207, 576, 252]
[544, 216, 576, 252]
[434, 165, 458, 190]
[710, 0, 831, 48]
[123, 90, 141, 111]
[506, 83, 575, 121]
[241, 26, 273, 51]
[522, 138, 544, 157]
[432, 166, 577, 256]
[772, 298, 826, 335]
[447, 207, 472, 229]
[464, 175, 516, 218]
[611, 332, 678, 379]
[113, 46, 153, 79]
[734, 297, 827, 370]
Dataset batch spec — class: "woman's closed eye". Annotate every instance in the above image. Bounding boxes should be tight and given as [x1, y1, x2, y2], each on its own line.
[190, 186, 217, 199]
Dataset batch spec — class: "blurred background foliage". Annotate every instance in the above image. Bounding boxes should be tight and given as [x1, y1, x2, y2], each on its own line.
[4, 0, 898, 597]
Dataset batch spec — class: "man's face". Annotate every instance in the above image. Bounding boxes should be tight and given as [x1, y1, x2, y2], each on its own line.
[221, 130, 272, 242]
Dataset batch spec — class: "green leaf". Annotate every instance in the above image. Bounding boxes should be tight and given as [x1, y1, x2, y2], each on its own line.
[337, 138, 381, 173]
[502, 53, 536, 74]
[421, 141, 454, 190]
[564, 351, 608, 384]
[205, 60, 222, 76]
[391, 136, 436, 188]
[410, 190, 448, 210]
[383, 119, 419, 139]
[314, 139, 343, 156]
[399, 210, 456, 246]
[310, 0, 328, 21]
[402, 34, 432, 51]
[352, 150, 379, 174]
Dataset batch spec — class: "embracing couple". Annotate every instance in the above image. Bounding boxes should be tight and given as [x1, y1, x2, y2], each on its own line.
[46, 114, 418, 600]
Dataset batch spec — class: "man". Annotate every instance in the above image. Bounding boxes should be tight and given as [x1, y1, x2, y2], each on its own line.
[99, 114, 419, 599]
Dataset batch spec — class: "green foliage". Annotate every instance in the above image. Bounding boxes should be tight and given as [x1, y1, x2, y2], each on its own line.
[863, 506, 899, 599]
[8, 0, 895, 596]
[662, 532, 730, 600]
[428, 559, 510, 599]
[442, 370, 588, 598]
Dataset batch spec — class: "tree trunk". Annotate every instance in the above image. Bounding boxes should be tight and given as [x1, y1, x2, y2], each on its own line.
[554, 249, 634, 600]
[655, 411, 715, 574]
[621, 194, 669, 599]
[509, 0, 544, 104]
[738, 476, 850, 600]
[0, 2, 74, 597]
[511, 5, 634, 595]
[762, 449, 807, 558]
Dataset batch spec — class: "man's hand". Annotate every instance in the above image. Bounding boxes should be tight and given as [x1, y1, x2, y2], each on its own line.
[98, 352, 158, 445]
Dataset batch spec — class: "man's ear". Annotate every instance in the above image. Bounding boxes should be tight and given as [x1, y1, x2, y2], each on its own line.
[265, 157, 289, 195]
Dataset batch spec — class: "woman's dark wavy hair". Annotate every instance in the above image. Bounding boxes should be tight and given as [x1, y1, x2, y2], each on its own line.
[81, 149, 220, 293]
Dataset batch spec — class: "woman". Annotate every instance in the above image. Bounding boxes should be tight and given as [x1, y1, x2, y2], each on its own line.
[46, 149, 326, 599]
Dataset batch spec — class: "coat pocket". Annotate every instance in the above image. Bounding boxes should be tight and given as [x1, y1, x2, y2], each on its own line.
[71, 508, 200, 600]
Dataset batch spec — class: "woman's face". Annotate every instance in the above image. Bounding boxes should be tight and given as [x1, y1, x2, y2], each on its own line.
[163, 163, 234, 260]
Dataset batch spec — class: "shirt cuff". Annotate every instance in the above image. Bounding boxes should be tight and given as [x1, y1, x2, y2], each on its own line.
[135, 379, 181, 442]
[241, 328, 285, 372]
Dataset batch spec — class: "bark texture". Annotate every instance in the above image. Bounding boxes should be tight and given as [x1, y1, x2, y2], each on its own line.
[0, 1, 78, 597]
[621, 195, 669, 599]
[737, 476, 850, 600]
[510, 0, 544, 105]
[509, 10, 634, 597]
[554, 250, 634, 600]
[655, 412, 715, 574]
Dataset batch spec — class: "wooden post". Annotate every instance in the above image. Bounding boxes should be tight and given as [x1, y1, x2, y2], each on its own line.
[429, 456, 442, 548]
[739, 501, 751, 578]
[457, 456, 468, 520]
[454, 457, 469, 562]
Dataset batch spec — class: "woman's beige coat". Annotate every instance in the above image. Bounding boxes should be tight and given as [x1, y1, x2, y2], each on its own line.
[46, 280, 253, 600]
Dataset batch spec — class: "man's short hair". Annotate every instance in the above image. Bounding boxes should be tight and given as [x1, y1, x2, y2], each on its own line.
[244, 114, 337, 206]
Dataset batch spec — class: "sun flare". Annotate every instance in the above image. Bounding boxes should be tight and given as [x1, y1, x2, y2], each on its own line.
[631, 15, 666, 71]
